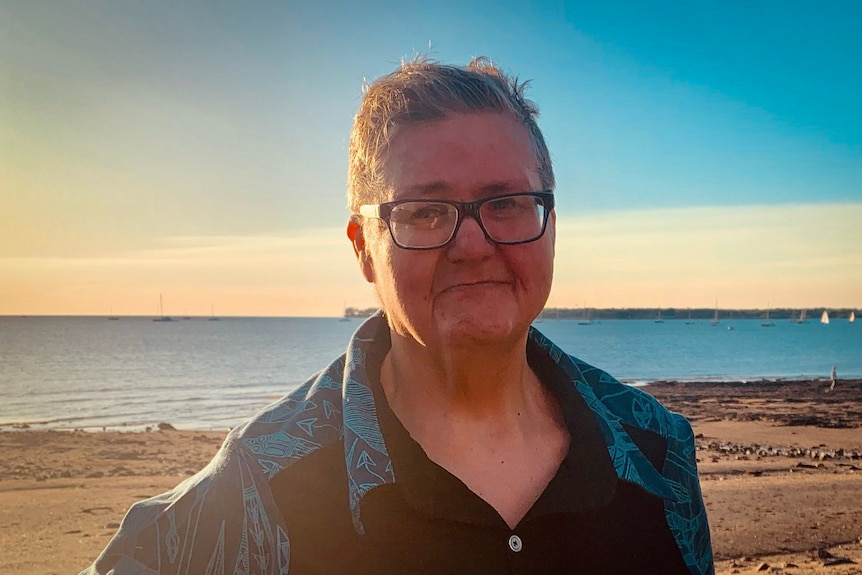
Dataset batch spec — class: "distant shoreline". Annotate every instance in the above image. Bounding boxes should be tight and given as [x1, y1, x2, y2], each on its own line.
[1, 306, 858, 320]
[539, 306, 858, 321]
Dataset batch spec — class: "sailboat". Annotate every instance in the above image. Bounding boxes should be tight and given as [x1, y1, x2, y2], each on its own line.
[577, 306, 592, 325]
[761, 306, 775, 327]
[710, 301, 720, 326]
[340, 303, 354, 322]
[793, 309, 807, 324]
[850, 311, 856, 323]
[821, 310, 830, 324]
[107, 306, 119, 320]
[685, 311, 694, 325]
[153, 294, 174, 322]
[654, 309, 664, 323]
[208, 304, 220, 321]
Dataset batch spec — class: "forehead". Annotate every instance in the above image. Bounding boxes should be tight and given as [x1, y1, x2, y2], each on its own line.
[383, 112, 541, 199]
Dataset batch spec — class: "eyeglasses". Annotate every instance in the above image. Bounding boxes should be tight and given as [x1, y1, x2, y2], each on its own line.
[359, 191, 554, 250]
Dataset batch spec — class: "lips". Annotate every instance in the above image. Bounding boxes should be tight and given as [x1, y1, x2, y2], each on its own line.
[436, 280, 510, 296]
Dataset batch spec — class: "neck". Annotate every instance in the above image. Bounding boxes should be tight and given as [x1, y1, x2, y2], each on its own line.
[381, 329, 557, 444]
[380, 326, 570, 529]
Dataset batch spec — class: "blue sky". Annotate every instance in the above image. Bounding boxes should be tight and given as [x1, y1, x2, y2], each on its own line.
[2, 1, 860, 315]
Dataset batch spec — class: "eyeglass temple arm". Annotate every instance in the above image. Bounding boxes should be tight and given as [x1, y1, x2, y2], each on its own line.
[358, 205, 382, 218]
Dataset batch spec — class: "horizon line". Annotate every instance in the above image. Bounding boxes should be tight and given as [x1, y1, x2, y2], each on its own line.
[2, 304, 858, 320]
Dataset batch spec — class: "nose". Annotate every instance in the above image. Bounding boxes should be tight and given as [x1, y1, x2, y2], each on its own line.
[446, 213, 495, 260]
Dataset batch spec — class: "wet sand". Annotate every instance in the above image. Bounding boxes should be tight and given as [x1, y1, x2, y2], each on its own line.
[648, 379, 862, 574]
[1, 379, 860, 575]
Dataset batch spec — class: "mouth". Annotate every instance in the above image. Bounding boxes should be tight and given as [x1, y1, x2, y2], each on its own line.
[437, 280, 509, 296]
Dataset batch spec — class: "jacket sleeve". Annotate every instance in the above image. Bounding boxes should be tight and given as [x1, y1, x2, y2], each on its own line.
[78, 428, 291, 575]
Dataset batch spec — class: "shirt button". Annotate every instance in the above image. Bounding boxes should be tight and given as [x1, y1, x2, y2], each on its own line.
[508, 534, 523, 553]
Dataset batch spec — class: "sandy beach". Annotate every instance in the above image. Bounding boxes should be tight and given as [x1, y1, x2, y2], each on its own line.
[1, 379, 860, 575]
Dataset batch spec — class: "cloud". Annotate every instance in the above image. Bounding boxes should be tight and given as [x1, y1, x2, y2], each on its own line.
[2, 203, 860, 315]
[0, 227, 376, 316]
[550, 202, 862, 308]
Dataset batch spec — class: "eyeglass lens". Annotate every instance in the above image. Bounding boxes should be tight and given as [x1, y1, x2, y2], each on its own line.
[388, 194, 548, 248]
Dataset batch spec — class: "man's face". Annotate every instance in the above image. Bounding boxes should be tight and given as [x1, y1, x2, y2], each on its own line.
[351, 111, 555, 350]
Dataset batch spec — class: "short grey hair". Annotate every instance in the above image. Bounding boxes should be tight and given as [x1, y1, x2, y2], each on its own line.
[347, 57, 555, 212]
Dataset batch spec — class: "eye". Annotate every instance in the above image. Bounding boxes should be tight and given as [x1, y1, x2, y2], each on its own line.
[487, 197, 519, 212]
[483, 195, 533, 218]
[411, 205, 449, 221]
[391, 202, 453, 227]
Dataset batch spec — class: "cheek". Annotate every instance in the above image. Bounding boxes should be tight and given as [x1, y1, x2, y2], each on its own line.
[508, 245, 554, 292]
[391, 252, 437, 293]
[375, 246, 437, 300]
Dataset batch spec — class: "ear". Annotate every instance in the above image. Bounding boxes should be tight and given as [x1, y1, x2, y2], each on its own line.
[346, 216, 375, 283]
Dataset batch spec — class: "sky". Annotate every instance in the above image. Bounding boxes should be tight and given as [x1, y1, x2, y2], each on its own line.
[1, 0, 860, 317]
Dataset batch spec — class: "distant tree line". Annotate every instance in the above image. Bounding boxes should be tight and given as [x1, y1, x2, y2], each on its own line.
[538, 307, 857, 321]
[344, 306, 856, 321]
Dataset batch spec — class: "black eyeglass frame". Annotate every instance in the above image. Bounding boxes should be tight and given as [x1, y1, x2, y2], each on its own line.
[359, 190, 555, 250]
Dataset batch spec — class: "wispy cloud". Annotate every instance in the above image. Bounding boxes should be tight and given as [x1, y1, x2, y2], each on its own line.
[552, 202, 862, 308]
[2, 203, 859, 315]
[0, 227, 375, 316]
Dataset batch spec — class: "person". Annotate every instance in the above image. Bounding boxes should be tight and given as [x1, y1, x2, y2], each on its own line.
[81, 58, 714, 574]
[830, 365, 837, 391]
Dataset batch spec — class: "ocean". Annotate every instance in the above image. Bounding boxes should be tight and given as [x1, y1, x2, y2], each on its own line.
[1, 315, 859, 431]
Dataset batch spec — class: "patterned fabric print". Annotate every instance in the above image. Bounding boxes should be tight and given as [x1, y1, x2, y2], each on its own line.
[341, 322, 396, 532]
[528, 326, 715, 575]
[240, 360, 346, 472]
[80, 434, 284, 575]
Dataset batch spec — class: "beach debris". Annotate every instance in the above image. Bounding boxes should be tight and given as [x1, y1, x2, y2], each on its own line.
[700, 440, 861, 463]
[826, 558, 855, 567]
[157, 422, 177, 431]
[81, 506, 113, 514]
[813, 546, 856, 566]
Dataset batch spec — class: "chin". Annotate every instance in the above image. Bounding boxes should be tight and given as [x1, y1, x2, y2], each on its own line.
[434, 312, 524, 347]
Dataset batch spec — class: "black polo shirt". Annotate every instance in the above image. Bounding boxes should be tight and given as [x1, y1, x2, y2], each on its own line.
[272, 333, 690, 574]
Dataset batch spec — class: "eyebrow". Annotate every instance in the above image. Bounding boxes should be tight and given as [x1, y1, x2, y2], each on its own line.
[399, 181, 523, 198]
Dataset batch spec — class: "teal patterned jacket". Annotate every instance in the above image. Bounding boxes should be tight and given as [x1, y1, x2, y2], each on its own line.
[81, 315, 714, 575]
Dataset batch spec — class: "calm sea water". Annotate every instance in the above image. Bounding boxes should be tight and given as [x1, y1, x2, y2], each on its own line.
[1, 316, 859, 431]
